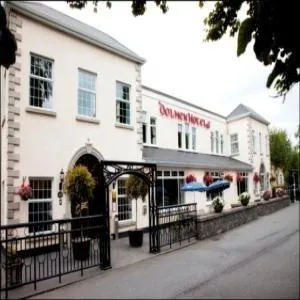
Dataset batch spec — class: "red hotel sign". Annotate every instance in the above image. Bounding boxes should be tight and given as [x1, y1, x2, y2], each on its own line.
[159, 102, 210, 129]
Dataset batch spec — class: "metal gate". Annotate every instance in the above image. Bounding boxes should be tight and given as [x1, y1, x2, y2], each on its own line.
[156, 203, 197, 249]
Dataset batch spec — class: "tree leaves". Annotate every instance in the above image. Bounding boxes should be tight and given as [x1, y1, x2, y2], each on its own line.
[237, 18, 254, 56]
[266, 59, 285, 88]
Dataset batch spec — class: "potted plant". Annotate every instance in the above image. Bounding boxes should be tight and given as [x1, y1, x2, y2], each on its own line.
[224, 174, 233, 182]
[185, 174, 196, 183]
[6, 245, 23, 287]
[262, 190, 271, 201]
[239, 192, 250, 206]
[64, 165, 95, 260]
[203, 172, 213, 186]
[276, 188, 285, 198]
[125, 175, 148, 247]
[212, 195, 224, 213]
[15, 176, 32, 201]
[270, 175, 276, 183]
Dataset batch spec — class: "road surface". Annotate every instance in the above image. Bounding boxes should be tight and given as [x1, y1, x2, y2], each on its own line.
[30, 202, 299, 299]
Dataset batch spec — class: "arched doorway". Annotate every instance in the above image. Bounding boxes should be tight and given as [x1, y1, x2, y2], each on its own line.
[75, 153, 102, 216]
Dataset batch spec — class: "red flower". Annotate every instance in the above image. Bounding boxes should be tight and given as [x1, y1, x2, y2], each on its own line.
[186, 174, 197, 183]
[253, 172, 260, 183]
[236, 173, 244, 182]
[224, 174, 233, 182]
[15, 179, 32, 201]
[203, 173, 213, 186]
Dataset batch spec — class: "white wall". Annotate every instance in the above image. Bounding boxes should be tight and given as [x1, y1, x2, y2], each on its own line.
[142, 89, 227, 154]
[13, 15, 143, 224]
[1, 67, 8, 226]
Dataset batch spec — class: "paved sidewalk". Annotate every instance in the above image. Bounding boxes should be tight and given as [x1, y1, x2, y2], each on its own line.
[5, 230, 195, 299]
[28, 202, 299, 299]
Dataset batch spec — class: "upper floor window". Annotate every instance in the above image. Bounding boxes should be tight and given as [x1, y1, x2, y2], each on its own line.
[265, 135, 269, 155]
[220, 134, 224, 154]
[30, 54, 53, 109]
[215, 131, 219, 154]
[192, 127, 196, 150]
[116, 82, 130, 125]
[252, 130, 256, 153]
[230, 133, 239, 155]
[78, 70, 96, 117]
[142, 111, 147, 144]
[185, 123, 189, 149]
[259, 132, 262, 154]
[210, 132, 214, 152]
[178, 124, 183, 149]
[150, 117, 157, 145]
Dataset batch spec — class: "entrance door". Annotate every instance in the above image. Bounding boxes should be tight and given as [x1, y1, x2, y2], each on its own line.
[75, 154, 102, 216]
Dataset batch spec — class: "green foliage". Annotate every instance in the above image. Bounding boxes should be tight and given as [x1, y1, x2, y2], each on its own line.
[67, 0, 168, 16]
[237, 18, 254, 56]
[6, 245, 22, 266]
[125, 175, 148, 201]
[64, 165, 95, 216]
[202, 0, 300, 98]
[269, 128, 292, 171]
[125, 174, 148, 230]
[212, 196, 224, 213]
[0, 3, 17, 69]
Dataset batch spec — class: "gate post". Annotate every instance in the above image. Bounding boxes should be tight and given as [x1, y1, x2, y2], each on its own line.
[99, 163, 111, 270]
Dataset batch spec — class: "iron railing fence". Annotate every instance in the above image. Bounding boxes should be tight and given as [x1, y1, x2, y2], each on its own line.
[156, 203, 197, 249]
[0, 214, 107, 298]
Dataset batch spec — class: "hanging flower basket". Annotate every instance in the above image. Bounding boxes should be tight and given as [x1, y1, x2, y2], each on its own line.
[270, 175, 276, 182]
[253, 172, 260, 183]
[236, 173, 244, 182]
[203, 172, 213, 186]
[185, 174, 197, 183]
[224, 174, 233, 182]
[15, 177, 32, 201]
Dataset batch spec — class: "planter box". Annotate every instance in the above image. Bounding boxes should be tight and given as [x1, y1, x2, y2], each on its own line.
[197, 196, 291, 241]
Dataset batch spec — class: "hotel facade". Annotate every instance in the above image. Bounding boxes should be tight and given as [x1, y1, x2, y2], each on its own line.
[1, 1, 271, 236]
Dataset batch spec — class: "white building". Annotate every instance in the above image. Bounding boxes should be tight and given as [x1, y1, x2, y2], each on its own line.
[1, 2, 271, 236]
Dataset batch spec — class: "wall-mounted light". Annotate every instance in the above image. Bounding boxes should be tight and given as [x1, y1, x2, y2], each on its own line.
[58, 169, 64, 205]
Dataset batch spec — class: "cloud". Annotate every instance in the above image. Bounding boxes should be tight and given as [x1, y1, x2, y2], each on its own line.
[43, 1, 299, 144]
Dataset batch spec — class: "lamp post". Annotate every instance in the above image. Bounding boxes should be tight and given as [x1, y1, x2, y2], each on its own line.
[58, 169, 64, 205]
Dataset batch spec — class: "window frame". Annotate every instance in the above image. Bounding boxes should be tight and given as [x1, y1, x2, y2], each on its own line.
[142, 111, 147, 144]
[27, 177, 53, 235]
[117, 178, 132, 222]
[29, 53, 54, 110]
[150, 117, 157, 145]
[215, 130, 219, 154]
[116, 81, 131, 125]
[77, 69, 97, 118]
[230, 133, 239, 155]
[210, 131, 214, 153]
[178, 124, 183, 149]
[156, 170, 185, 207]
[220, 134, 224, 154]
[191, 127, 196, 151]
[185, 123, 190, 150]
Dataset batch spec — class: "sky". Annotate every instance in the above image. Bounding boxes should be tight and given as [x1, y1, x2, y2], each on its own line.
[43, 1, 299, 145]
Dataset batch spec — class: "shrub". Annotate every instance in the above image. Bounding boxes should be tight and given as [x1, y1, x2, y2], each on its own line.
[212, 196, 224, 213]
[262, 190, 271, 201]
[64, 165, 95, 217]
[276, 188, 285, 197]
[239, 192, 250, 206]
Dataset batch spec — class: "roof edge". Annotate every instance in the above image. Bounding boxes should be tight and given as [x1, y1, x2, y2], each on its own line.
[142, 85, 226, 120]
[7, 1, 146, 65]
